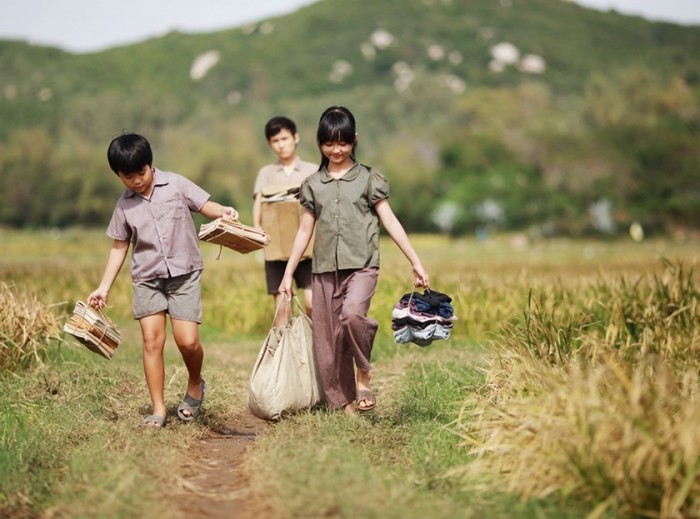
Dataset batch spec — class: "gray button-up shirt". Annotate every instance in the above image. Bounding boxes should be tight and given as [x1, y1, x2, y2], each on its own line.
[106, 169, 210, 282]
[300, 163, 389, 274]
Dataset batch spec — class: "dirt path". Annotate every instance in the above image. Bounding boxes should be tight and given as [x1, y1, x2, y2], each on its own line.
[165, 341, 446, 518]
[172, 411, 270, 518]
[168, 337, 271, 519]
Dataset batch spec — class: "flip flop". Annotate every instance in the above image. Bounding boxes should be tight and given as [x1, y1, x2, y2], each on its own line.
[356, 389, 376, 412]
[177, 379, 206, 422]
[144, 414, 165, 427]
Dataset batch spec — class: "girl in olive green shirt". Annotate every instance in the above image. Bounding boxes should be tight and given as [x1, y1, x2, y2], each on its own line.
[279, 106, 429, 416]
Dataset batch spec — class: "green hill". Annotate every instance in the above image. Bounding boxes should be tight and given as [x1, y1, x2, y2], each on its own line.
[1, 0, 698, 234]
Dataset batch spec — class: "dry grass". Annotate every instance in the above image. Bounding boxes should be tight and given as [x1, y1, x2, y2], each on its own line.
[2, 229, 700, 518]
[455, 261, 700, 518]
[0, 282, 63, 371]
[457, 356, 700, 518]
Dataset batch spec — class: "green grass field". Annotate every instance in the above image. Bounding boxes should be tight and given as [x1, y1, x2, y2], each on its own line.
[1, 229, 698, 518]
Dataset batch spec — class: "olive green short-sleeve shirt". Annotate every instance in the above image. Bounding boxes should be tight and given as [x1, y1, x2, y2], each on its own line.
[300, 163, 389, 274]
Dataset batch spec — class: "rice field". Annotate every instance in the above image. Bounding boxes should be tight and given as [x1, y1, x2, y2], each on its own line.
[1, 228, 698, 518]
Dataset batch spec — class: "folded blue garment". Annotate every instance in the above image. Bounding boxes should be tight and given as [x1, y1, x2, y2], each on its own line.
[392, 289, 457, 347]
[393, 323, 452, 347]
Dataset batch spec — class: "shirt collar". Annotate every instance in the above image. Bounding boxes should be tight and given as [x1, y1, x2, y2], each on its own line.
[124, 167, 168, 198]
[320, 162, 361, 183]
[274, 158, 301, 172]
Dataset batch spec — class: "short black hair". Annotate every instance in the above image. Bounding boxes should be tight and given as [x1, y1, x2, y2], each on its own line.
[107, 133, 153, 174]
[264, 116, 297, 141]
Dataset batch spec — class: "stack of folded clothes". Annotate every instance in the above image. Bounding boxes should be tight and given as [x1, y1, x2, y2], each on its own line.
[392, 289, 457, 347]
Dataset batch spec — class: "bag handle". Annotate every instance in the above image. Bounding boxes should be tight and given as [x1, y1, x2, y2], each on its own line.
[291, 295, 306, 318]
[270, 294, 306, 328]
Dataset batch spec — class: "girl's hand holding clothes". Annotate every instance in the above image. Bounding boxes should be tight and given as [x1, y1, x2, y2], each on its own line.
[412, 263, 430, 289]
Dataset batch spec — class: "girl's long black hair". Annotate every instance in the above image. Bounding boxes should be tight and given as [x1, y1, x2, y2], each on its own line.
[316, 106, 357, 169]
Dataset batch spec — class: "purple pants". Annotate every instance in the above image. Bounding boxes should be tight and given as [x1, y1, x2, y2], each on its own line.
[312, 267, 379, 409]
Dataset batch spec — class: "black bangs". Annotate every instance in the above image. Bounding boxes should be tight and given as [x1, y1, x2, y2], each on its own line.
[316, 106, 358, 169]
[316, 107, 356, 145]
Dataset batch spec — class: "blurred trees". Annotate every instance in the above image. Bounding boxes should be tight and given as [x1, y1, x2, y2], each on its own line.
[1, 0, 699, 236]
[419, 72, 700, 237]
[0, 68, 697, 236]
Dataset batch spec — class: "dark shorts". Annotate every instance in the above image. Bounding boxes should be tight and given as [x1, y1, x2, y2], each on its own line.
[265, 259, 312, 295]
[132, 270, 202, 323]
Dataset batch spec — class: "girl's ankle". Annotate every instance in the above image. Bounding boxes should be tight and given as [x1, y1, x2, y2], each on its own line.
[343, 403, 357, 416]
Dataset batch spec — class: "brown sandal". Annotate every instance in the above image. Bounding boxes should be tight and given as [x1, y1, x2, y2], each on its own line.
[356, 389, 376, 411]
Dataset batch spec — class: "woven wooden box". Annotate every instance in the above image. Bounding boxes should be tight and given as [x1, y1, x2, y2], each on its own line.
[260, 201, 313, 261]
[199, 218, 267, 254]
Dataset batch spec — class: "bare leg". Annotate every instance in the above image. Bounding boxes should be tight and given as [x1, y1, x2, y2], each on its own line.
[171, 318, 204, 417]
[356, 368, 374, 410]
[139, 312, 168, 419]
[302, 287, 313, 318]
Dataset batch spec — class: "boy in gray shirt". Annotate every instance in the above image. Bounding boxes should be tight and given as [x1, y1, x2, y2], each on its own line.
[88, 133, 238, 427]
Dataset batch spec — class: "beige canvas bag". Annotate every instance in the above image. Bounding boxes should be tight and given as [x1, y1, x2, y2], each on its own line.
[248, 297, 323, 420]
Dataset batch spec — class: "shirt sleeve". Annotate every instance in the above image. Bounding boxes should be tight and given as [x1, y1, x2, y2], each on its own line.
[299, 177, 315, 214]
[106, 203, 131, 241]
[368, 169, 390, 206]
[177, 174, 210, 212]
[252, 167, 265, 197]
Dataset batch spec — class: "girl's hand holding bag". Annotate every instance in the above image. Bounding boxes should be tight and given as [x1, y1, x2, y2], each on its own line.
[248, 296, 323, 421]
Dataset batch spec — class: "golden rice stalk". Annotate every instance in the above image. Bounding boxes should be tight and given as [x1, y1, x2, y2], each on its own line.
[454, 353, 700, 518]
[0, 282, 63, 371]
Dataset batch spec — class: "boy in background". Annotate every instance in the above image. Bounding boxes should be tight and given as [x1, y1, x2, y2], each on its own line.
[253, 116, 317, 326]
[88, 133, 238, 427]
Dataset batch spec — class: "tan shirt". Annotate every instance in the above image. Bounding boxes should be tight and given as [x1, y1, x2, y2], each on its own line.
[253, 157, 318, 261]
[253, 158, 318, 196]
[300, 163, 389, 274]
[106, 169, 210, 282]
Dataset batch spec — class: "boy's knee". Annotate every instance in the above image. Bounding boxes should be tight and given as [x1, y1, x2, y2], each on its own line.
[142, 335, 165, 354]
[176, 337, 202, 353]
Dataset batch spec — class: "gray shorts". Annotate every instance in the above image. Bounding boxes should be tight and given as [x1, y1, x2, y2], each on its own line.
[132, 270, 203, 323]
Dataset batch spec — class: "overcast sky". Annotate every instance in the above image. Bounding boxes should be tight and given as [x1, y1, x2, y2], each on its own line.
[0, 0, 698, 53]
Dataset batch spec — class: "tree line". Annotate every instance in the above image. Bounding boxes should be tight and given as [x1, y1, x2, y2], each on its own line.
[0, 66, 698, 237]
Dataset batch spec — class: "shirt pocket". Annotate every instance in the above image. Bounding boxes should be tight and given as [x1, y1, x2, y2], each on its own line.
[159, 196, 189, 222]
